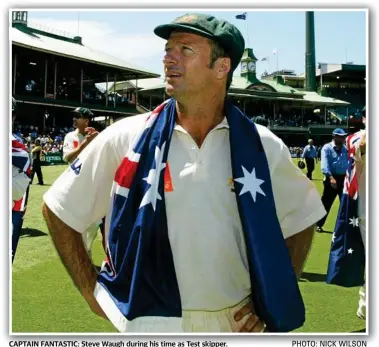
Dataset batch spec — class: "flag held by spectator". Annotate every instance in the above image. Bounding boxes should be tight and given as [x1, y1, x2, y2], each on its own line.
[326, 132, 365, 287]
[236, 12, 247, 20]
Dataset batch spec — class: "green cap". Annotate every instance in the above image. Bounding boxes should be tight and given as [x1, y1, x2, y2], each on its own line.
[71, 107, 93, 119]
[154, 13, 245, 73]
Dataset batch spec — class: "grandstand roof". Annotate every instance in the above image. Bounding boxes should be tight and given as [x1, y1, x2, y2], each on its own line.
[297, 63, 365, 80]
[108, 78, 164, 92]
[11, 26, 160, 80]
[301, 91, 349, 105]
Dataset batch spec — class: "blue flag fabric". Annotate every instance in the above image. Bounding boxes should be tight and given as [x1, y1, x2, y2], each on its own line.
[236, 12, 247, 20]
[326, 133, 365, 287]
[97, 98, 305, 332]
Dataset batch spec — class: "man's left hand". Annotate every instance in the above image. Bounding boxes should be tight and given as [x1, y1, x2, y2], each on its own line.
[234, 300, 266, 332]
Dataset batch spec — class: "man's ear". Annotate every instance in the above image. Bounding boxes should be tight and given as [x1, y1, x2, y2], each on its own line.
[214, 57, 231, 80]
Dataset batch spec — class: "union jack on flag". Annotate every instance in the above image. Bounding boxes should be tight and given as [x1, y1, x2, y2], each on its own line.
[12, 134, 31, 174]
[326, 132, 365, 287]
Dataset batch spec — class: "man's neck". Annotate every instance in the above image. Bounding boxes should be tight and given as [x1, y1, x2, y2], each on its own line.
[77, 128, 86, 136]
[175, 92, 226, 147]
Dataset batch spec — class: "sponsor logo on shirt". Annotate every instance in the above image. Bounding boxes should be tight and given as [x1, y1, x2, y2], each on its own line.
[228, 177, 235, 192]
[164, 162, 174, 192]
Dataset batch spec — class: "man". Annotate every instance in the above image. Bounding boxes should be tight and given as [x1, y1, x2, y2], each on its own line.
[12, 97, 31, 262]
[316, 128, 349, 233]
[63, 107, 98, 163]
[62, 107, 100, 255]
[302, 139, 317, 180]
[42, 13, 326, 333]
[30, 139, 44, 185]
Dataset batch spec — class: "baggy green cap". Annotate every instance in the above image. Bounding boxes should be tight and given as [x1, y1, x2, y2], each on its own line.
[154, 13, 245, 73]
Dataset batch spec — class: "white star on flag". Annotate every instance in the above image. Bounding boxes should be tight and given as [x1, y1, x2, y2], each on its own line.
[348, 248, 354, 255]
[140, 142, 167, 211]
[349, 217, 359, 227]
[332, 234, 336, 243]
[234, 166, 266, 202]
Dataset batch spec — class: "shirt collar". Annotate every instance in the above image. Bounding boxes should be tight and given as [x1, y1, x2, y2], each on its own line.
[174, 117, 229, 134]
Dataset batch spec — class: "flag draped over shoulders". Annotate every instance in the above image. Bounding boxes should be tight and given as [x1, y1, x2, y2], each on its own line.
[96, 98, 305, 332]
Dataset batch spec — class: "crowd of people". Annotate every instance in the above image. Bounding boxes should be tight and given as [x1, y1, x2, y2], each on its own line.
[250, 109, 361, 128]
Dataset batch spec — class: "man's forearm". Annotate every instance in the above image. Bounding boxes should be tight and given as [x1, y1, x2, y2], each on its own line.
[285, 224, 315, 278]
[64, 143, 88, 164]
[42, 203, 97, 299]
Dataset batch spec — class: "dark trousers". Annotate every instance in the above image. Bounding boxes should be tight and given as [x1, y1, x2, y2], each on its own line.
[305, 158, 315, 180]
[31, 164, 44, 185]
[317, 174, 346, 228]
[12, 186, 30, 263]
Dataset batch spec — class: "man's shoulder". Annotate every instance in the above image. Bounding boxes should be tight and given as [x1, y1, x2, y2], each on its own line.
[64, 130, 77, 139]
[255, 124, 286, 156]
[96, 112, 152, 148]
[102, 112, 151, 137]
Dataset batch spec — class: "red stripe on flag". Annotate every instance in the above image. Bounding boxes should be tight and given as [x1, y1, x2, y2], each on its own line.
[114, 157, 139, 189]
[146, 102, 166, 122]
[12, 140, 27, 151]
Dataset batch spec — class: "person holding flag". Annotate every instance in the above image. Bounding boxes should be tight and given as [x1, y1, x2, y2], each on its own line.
[326, 108, 367, 320]
[12, 97, 31, 262]
[42, 13, 326, 333]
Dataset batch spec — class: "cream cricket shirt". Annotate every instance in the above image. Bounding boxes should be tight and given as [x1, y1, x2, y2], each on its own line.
[44, 113, 326, 311]
[62, 129, 85, 162]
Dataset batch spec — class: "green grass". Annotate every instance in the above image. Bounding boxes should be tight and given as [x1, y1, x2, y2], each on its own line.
[11, 162, 366, 333]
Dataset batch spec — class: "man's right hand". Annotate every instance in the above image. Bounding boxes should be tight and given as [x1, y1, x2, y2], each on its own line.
[330, 176, 337, 189]
[84, 130, 99, 144]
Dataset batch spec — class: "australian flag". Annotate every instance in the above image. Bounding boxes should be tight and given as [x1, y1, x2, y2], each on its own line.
[96, 99, 305, 332]
[236, 12, 247, 20]
[326, 133, 365, 287]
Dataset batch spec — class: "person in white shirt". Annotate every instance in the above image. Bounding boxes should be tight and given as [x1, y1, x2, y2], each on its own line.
[42, 13, 326, 333]
[63, 107, 99, 164]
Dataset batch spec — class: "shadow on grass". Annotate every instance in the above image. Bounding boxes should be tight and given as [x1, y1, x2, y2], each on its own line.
[318, 229, 333, 234]
[20, 228, 48, 237]
[299, 272, 327, 283]
[351, 328, 366, 333]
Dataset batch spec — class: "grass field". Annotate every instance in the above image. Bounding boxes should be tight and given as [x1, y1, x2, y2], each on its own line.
[11, 161, 366, 333]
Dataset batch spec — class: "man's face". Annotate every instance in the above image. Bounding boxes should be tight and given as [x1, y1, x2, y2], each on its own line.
[334, 135, 345, 146]
[163, 31, 218, 99]
[73, 116, 88, 129]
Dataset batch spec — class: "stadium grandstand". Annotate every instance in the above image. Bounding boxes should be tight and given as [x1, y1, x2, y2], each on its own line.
[11, 11, 159, 135]
[11, 11, 365, 153]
